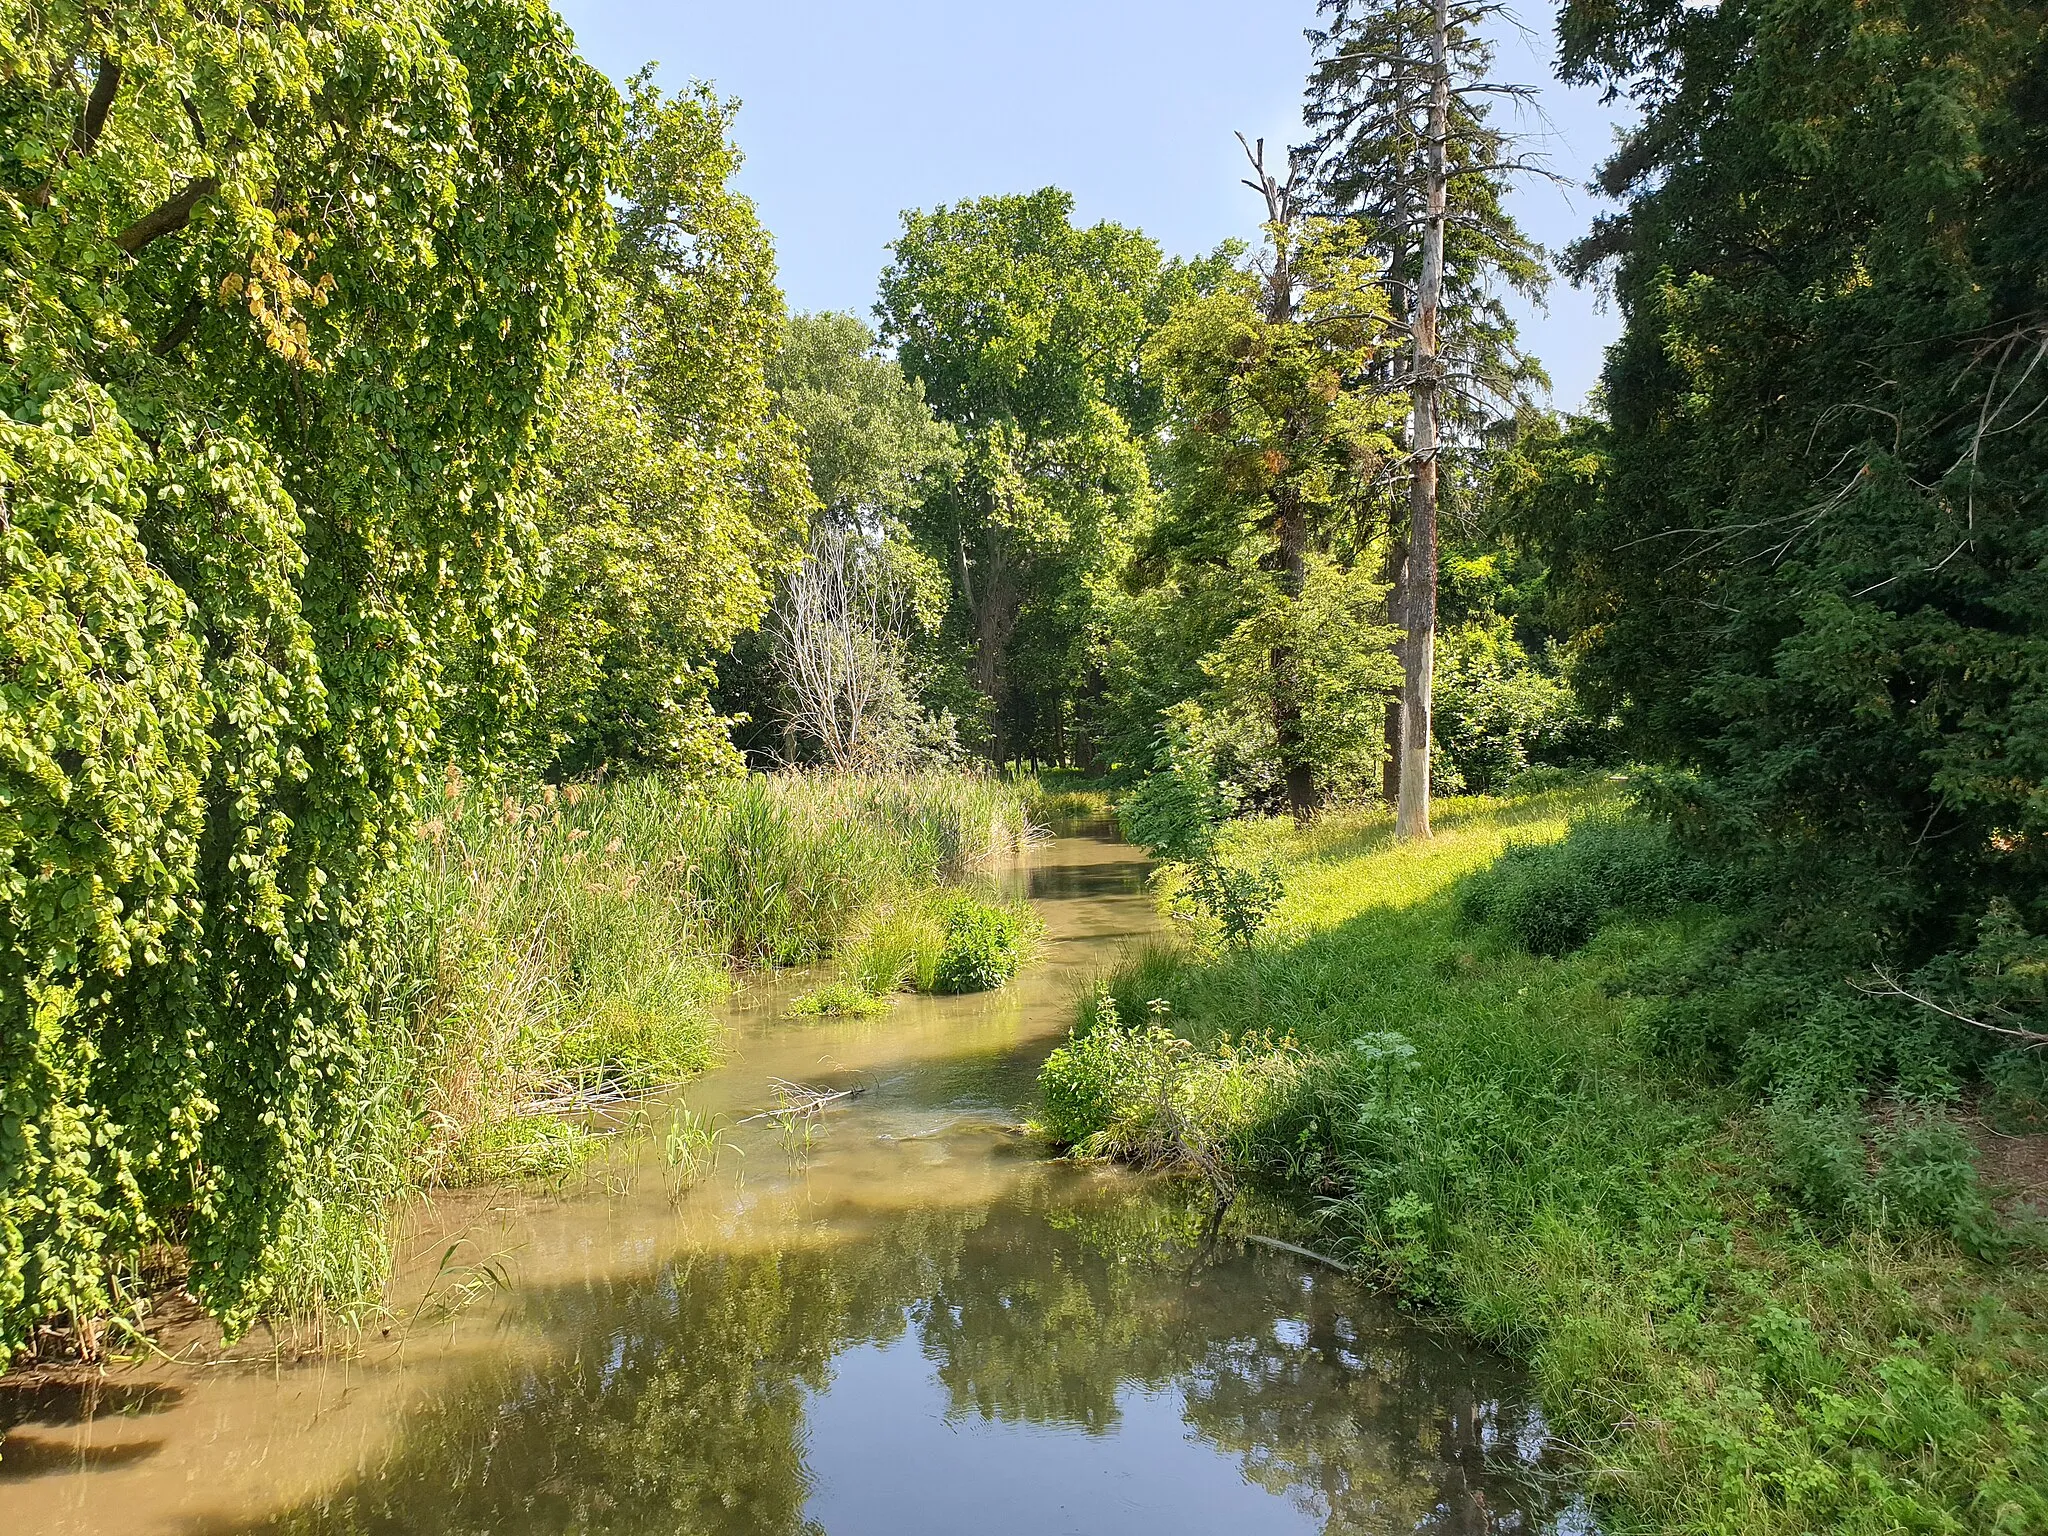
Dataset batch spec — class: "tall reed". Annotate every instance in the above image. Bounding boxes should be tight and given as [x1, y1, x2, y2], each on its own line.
[275, 769, 1029, 1319]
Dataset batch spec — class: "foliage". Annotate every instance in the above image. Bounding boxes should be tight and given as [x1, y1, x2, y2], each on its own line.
[1120, 740, 1285, 949]
[877, 188, 1162, 758]
[1040, 787, 2048, 1534]
[785, 979, 894, 1020]
[1138, 219, 1407, 807]
[1040, 987, 1303, 1166]
[1533, 0, 2048, 970]
[1, 0, 615, 1348]
[1460, 807, 1718, 956]
[930, 893, 1037, 995]
[767, 311, 958, 527]
[522, 75, 808, 779]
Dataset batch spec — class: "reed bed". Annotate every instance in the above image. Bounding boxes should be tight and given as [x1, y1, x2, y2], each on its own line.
[273, 769, 1030, 1321]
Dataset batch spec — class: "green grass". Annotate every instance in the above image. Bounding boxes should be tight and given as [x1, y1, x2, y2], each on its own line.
[1013, 768, 1116, 827]
[790, 887, 1042, 1016]
[275, 769, 1031, 1325]
[1039, 787, 2048, 1535]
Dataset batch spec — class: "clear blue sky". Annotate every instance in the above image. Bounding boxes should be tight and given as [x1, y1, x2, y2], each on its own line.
[551, 1, 1627, 412]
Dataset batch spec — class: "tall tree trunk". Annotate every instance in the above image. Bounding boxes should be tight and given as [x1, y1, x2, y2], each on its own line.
[1273, 489, 1315, 818]
[1395, 0, 1449, 843]
[1381, 531, 1407, 805]
[1246, 139, 1319, 822]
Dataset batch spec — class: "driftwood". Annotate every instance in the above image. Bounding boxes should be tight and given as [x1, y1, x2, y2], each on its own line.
[737, 1078, 868, 1125]
[517, 1079, 678, 1123]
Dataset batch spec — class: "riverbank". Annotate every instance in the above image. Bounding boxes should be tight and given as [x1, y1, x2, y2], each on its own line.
[1040, 786, 2048, 1534]
[4, 822, 1596, 1536]
[129, 772, 1037, 1347]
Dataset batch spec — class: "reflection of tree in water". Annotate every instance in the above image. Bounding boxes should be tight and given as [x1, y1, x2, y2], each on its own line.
[238, 1177, 1578, 1536]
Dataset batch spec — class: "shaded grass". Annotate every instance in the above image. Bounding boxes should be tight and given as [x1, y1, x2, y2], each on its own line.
[1039, 787, 2048, 1534]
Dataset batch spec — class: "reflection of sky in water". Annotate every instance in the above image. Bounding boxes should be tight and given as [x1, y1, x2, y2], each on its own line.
[805, 1335, 1324, 1536]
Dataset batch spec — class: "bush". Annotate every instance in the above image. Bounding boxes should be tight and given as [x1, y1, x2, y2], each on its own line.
[931, 895, 1036, 994]
[1038, 988, 1303, 1164]
[1870, 1111, 1992, 1245]
[1461, 810, 1716, 955]
[1765, 1099, 1873, 1220]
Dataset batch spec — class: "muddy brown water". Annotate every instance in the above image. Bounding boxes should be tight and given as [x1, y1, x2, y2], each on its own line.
[3, 825, 1595, 1535]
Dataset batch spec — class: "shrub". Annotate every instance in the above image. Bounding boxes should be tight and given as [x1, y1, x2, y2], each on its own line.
[1765, 1098, 1872, 1220]
[931, 895, 1036, 994]
[1038, 989, 1303, 1165]
[1121, 742, 1284, 949]
[1870, 1110, 1992, 1246]
[1461, 810, 1715, 956]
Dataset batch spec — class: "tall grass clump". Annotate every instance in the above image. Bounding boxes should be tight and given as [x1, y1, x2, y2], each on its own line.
[791, 887, 1042, 1016]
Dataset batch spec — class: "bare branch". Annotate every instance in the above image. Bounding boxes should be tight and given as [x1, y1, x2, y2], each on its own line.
[1852, 968, 2048, 1048]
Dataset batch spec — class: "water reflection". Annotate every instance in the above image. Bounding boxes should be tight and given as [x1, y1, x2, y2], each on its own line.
[227, 1175, 1583, 1535]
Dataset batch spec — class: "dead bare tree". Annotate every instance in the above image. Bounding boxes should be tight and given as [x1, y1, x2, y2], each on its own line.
[770, 526, 919, 770]
[1305, 0, 1555, 838]
[1396, 0, 1451, 842]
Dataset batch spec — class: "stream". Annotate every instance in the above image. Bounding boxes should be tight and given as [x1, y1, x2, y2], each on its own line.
[3, 824, 1595, 1535]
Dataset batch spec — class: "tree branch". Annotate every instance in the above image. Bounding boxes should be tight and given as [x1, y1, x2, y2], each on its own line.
[76, 56, 122, 157]
[116, 176, 221, 254]
[1853, 968, 2048, 1047]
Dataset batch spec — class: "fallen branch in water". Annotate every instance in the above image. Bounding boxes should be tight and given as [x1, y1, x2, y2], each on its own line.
[737, 1078, 868, 1125]
[516, 1079, 678, 1121]
[1243, 1234, 1353, 1273]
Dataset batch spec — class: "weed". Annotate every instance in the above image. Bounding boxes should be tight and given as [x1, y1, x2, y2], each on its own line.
[931, 894, 1038, 993]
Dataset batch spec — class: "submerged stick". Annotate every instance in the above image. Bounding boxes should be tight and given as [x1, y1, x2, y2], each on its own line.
[736, 1079, 868, 1125]
[1243, 1234, 1353, 1273]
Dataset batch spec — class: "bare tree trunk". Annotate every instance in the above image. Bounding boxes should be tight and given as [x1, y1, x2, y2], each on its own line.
[1395, 0, 1449, 843]
[1381, 532, 1407, 805]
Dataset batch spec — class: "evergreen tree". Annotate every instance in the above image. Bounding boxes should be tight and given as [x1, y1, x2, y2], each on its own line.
[1544, 0, 2048, 960]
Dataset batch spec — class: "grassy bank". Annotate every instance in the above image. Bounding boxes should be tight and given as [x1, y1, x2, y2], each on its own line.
[275, 770, 1031, 1322]
[1039, 787, 2048, 1534]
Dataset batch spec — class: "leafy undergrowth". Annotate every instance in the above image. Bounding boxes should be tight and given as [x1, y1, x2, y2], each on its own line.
[1039, 787, 2048, 1535]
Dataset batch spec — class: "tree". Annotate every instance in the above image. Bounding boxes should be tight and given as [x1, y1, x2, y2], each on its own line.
[766, 311, 958, 529]
[876, 189, 1160, 760]
[523, 76, 810, 779]
[1140, 188, 1408, 812]
[1541, 0, 2048, 961]
[770, 525, 936, 770]
[1305, 0, 1551, 834]
[0, 0, 616, 1340]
